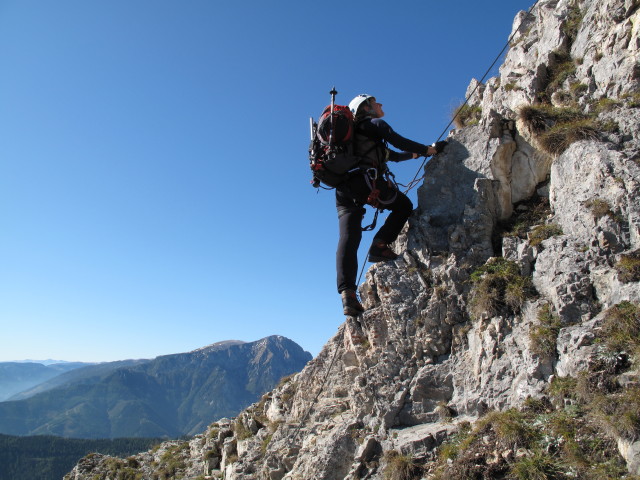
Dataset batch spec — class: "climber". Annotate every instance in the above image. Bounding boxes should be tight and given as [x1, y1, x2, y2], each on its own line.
[337, 94, 445, 316]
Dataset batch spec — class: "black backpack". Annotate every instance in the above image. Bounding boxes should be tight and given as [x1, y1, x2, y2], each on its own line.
[309, 89, 362, 188]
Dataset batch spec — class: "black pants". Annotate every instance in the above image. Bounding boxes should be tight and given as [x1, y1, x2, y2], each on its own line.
[335, 174, 413, 293]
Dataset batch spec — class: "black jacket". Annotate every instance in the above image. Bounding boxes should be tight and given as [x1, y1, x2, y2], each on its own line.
[354, 118, 429, 170]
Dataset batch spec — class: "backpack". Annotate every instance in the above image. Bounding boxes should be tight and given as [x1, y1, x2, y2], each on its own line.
[309, 91, 362, 188]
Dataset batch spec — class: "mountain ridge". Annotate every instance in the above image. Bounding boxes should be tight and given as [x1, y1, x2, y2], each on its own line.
[0, 362, 92, 402]
[0, 335, 311, 439]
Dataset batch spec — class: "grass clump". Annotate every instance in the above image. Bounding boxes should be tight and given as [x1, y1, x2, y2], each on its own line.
[519, 104, 585, 134]
[504, 82, 521, 92]
[469, 258, 536, 319]
[233, 418, 254, 440]
[430, 403, 631, 480]
[529, 223, 563, 246]
[452, 104, 482, 128]
[592, 387, 640, 441]
[538, 118, 599, 155]
[383, 450, 422, 480]
[599, 301, 640, 360]
[621, 91, 640, 108]
[276, 373, 295, 388]
[569, 82, 588, 95]
[477, 409, 540, 448]
[546, 56, 577, 95]
[530, 304, 562, 357]
[500, 196, 552, 241]
[594, 97, 622, 113]
[518, 104, 606, 155]
[548, 376, 579, 405]
[510, 451, 564, 480]
[585, 197, 614, 220]
[615, 250, 640, 283]
[561, 1, 584, 44]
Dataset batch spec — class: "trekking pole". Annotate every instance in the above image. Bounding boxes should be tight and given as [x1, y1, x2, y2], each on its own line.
[329, 86, 337, 145]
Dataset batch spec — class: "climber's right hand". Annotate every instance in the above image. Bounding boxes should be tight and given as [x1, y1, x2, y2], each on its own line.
[432, 141, 448, 154]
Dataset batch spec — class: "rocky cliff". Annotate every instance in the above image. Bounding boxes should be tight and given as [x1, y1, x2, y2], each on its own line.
[65, 0, 640, 478]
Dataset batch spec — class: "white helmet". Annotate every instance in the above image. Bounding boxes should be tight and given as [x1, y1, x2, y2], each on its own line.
[348, 94, 374, 116]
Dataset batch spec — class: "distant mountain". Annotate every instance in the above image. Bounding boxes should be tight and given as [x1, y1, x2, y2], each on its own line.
[8, 359, 148, 401]
[0, 336, 312, 439]
[12, 359, 81, 366]
[0, 362, 91, 402]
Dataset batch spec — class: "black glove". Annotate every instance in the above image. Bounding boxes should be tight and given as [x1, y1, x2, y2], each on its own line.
[432, 140, 448, 154]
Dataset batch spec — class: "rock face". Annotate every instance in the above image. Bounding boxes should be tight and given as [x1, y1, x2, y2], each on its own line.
[66, 0, 640, 478]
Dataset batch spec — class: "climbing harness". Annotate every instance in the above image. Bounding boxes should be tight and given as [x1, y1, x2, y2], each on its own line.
[403, 0, 544, 195]
[364, 168, 398, 208]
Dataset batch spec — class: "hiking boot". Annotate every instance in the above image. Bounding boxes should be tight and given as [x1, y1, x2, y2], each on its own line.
[368, 240, 399, 263]
[341, 289, 364, 316]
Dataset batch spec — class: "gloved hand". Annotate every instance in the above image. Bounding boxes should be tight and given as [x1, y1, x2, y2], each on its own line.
[432, 140, 448, 154]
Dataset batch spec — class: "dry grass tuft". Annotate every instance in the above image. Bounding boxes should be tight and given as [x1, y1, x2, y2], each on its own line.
[451, 104, 482, 129]
[537, 118, 599, 155]
[585, 198, 614, 220]
[529, 223, 563, 246]
[469, 258, 536, 319]
[530, 304, 562, 357]
[615, 250, 640, 283]
[383, 451, 422, 480]
[599, 301, 640, 359]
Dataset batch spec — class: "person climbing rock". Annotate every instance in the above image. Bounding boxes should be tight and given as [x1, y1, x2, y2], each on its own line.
[337, 94, 445, 316]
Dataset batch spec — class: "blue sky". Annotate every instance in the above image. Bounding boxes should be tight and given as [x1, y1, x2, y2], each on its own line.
[0, 0, 534, 362]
